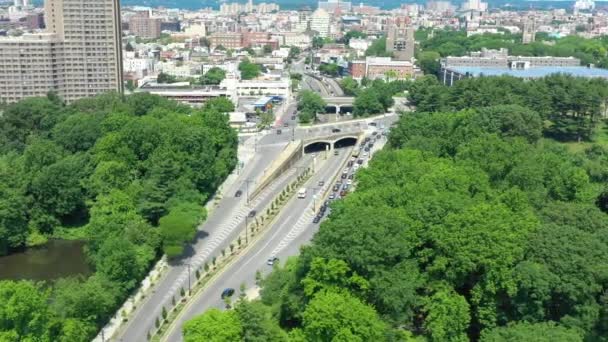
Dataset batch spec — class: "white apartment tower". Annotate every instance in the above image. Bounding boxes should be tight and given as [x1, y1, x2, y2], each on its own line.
[310, 8, 330, 38]
[0, 0, 123, 104]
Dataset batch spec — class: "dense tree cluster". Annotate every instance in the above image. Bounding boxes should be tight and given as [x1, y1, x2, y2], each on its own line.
[239, 59, 262, 80]
[353, 79, 409, 117]
[200, 67, 226, 85]
[0, 93, 237, 340]
[417, 29, 608, 74]
[296, 90, 327, 124]
[365, 36, 393, 57]
[184, 75, 608, 341]
[408, 74, 608, 142]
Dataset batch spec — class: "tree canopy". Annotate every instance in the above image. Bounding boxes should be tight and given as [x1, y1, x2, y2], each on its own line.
[0, 92, 237, 340]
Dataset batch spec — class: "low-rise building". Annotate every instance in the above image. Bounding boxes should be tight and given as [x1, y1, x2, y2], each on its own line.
[349, 57, 414, 80]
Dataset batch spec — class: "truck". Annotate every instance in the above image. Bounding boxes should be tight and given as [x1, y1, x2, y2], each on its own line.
[298, 188, 307, 199]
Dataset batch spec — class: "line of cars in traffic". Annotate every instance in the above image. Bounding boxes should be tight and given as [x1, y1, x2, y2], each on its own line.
[312, 133, 382, 224]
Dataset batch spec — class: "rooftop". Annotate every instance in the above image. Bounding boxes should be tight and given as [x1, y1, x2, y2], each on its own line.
[448, 66, 608, 79]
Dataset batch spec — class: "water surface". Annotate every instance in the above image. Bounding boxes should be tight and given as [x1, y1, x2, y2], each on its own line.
[0, 240, 92, 282]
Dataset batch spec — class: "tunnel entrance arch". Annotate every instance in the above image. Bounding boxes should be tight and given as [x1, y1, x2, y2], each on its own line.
[304, 141, 331, 154]
[334, 137, 358, 149]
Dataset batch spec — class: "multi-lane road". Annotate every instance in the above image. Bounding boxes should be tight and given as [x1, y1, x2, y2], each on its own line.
[163, 146, 355, 341]
[109, 55, 400, 341]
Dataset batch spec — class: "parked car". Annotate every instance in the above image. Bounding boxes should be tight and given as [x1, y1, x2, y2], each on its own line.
[235, 190, 243, 197]
[221, 288, 235, 299]
[277, 129, 282, 135]
[369, 122, 377, 127]
[348, 174, 354, 179]
[341, 173, 347, 179]
[313, 216, 321, 224]
[248, 210, 257, 218]
[357, 159, 364, 165]
[340, 190, 347, 197]
[329, 193, 336, 200]
[333, 184, 340, 191]
[284, 122, 289, 127]
[332, 128, 341, 133]
[318, 180, 325, 187]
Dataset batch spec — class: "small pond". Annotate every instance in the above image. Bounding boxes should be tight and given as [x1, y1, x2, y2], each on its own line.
[0, 240, 92, 282]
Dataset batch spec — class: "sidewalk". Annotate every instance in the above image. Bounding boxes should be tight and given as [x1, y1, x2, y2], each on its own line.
[93, 133, 262, 342]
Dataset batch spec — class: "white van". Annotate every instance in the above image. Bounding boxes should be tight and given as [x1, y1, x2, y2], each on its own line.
[298, 188, 307, 199]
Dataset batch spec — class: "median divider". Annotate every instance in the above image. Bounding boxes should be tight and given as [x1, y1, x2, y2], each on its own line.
[149, 164, 318, 341]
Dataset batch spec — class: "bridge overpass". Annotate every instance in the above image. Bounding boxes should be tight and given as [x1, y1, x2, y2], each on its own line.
[302, 131, 363, 154]
[322, 96, 355, 114]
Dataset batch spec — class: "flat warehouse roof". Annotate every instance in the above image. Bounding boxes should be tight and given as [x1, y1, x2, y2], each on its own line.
[448, 66, 608, 79]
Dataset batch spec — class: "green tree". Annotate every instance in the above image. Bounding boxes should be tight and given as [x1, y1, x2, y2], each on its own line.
[183, 308, 243, 342]
[236, 300, 288, 342]
[239, 59, 261, 80]
[201, 67, 226, 85]
[302, 290, 388, 341]
[157, 72, 177, 84]
[340, 77, 359, 96]
[353, 88, 384, 117]
[480, 322, 583, 342]
[159, 203, 205, 258]
[319, 63, 340, 77]
[423, 290, 470, 342]
[0, 281, 52, 340]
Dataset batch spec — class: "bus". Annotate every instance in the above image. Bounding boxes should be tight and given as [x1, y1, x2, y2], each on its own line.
[298, 188, 307, 199]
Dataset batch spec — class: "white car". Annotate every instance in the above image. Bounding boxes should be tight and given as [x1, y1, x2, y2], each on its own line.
[346, 179, 352, 185]
[362, 152, 369, 158]
[353, 164, 360, 171]
[343, 167, 349, 173]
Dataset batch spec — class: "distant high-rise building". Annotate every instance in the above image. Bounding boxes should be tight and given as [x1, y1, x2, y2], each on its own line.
[0, 0, 123, 103]
[522, 17, 536, 44]
[129, 12, 162, 39]
[310, 8, 330, 37]
[318, 0, 352, 12]
[386, 17, 415, 62]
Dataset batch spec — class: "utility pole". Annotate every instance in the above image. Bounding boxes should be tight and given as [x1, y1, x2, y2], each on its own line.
[292, 126, 295, 141]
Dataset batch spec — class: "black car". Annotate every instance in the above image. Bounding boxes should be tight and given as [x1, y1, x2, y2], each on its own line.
[364, 137, 371, 142]
[369, 122, 377, 127]
[313, 216, 321, 224]
[221, 288, 235, 299]
[291, 115, 296, 120]
[284, 122, 289, 127]
[248, 210, 257, 218]
[341, 173, 347, 179]
[364, 147, 370, 152]
[347, 161, 354, 167]
[235, 190, 243, 197]
[348, 174, 354, 179]
[277, 129, 282, 135]
[333, 184, 340, 191]
[357, 159, 364, 165]
[332, 128, 341, 133]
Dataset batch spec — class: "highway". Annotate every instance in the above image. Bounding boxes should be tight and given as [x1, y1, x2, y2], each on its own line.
[116, 132, 307, 341]
[163, 146, 355, 342]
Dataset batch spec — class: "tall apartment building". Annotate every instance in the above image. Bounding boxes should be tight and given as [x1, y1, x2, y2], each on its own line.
[522, 17, 536, 44]
[386, 17, 415, 62]
[310, 8, 330, 38]
[0, 0, 123, 104]
[129, 12, 161, 39]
